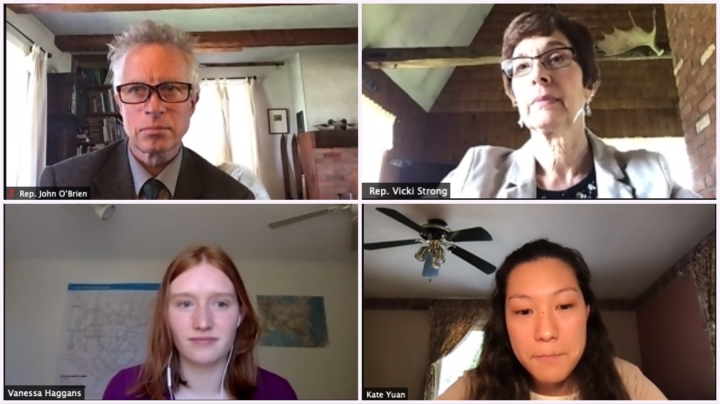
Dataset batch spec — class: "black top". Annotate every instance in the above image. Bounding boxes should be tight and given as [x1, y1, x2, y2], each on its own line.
[537, 165, 598, 199]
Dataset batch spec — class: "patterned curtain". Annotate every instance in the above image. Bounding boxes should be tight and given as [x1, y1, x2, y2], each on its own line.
[422, 302, 490, 399]
[688, 231, 716, 366]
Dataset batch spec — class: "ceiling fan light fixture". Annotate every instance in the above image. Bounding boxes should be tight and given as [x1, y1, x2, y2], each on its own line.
[423, 252, 439, 278]
[414, 246, 429, 262]
[428, 240, 445, 265]
[368, 207, 497, 278]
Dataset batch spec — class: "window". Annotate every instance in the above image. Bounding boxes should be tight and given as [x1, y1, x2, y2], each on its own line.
[5, 35, 30, 186]
[183, 80, 228, 166]
[361, 95, 395, 182]
[602, 137, 693, 190]
[437, 328, 484, 397]
[183, 79, 259, 174]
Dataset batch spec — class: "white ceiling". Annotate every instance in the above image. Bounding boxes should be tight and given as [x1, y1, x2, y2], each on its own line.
[362, 4, 492, 111]
[30, 4, 358, 64]
[5, 204, 357, 262]
[363, 204, 715, 300]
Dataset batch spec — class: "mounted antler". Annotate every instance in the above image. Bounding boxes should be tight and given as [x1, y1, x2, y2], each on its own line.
[596, 8, 665, 57]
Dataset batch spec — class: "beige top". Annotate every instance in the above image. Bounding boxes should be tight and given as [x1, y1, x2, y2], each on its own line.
[437, 358, 667, 400]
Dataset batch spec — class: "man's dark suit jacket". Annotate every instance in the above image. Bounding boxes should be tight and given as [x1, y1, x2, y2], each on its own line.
[39, 140, 255, 199]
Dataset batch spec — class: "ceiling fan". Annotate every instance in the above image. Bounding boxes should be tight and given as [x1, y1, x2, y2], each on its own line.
[268, 205, 358, 251]
[364, 207, 496, 278]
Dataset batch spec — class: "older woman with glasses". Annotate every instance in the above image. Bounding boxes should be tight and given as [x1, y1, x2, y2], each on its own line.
[40, 20, 255, 200]
[442, 8, 698, 199]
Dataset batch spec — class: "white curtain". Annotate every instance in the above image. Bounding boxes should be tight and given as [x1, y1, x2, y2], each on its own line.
[226, 79, 261, 180]
[7, 43, 46, 186]
[184, 80, 226, 166]
[184, 78, 261, 179]
[25, 45, 48, 186]
[217, 80, 232, 163]
[5, 38, 29, 186]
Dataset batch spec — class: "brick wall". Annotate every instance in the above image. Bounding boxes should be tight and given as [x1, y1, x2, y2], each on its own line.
[362, 66, 429, 182]
[315, 148, 358, 199]
[664, 4, 716, 197]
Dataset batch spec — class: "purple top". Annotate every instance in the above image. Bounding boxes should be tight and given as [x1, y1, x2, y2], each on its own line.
[102, 365, 297, 400]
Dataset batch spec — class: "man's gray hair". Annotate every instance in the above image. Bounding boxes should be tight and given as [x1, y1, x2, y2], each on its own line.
[107, 20, 199, 91]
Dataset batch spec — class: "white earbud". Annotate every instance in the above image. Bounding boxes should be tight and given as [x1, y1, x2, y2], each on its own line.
[166, 353, 174, 400]
[165, 315, 241, 401]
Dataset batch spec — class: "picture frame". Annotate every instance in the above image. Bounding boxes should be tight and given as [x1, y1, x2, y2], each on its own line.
[267, 108, 290, 135]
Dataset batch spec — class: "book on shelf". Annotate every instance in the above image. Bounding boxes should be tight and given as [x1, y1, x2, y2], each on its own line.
[77, 68, 110, 86]
[76, 116, 127, 156]
[87, 89, 118, 113]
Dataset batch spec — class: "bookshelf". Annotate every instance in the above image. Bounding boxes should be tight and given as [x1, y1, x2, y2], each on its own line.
[46, 54, 127, 166]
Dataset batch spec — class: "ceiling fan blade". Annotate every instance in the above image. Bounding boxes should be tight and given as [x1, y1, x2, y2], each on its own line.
[376, 207, 425, 234]
[448, 245, 496, 274]
[351, 221, 358, 251]
[447, 226, 493, 242]
[363, 239, 420, 250]
[268, 207, 333, 229]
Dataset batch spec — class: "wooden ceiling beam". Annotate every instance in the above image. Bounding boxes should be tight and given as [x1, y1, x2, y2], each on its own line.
[200, 62, 285, 68]
[363, 45, 672, 69]
[56, 28, 358, 53]
[6, 4, 322, 13]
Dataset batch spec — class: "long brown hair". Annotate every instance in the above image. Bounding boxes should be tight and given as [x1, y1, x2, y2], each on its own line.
[129, 245, 260, 399]
[469, 239, 629, 399]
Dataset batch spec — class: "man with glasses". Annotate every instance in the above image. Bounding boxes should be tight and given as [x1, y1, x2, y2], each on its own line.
[40, 21, 254, 199]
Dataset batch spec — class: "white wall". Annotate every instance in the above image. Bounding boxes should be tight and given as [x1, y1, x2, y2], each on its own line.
[299, 47, 359, 128]
[289, 53, 307, 133]
[199, 66, 295, 200]
[287, 54, 307, 197]
[5, 258, 358, 400]
[237, 47, 359, 200]
[5, 8, 71, 73]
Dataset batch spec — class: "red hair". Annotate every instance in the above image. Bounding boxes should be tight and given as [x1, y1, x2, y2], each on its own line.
[129, 245, 260, 399]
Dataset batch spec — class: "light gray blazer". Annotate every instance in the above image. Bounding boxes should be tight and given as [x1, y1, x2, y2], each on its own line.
[441, 131, 699, 198]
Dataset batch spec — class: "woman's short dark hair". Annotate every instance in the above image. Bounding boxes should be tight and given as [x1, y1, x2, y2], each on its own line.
[501, 7, 600, 101]
[468, 239, 630, 399]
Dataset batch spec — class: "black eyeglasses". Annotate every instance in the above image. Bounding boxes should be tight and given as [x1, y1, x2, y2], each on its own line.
[115, 82, 194, 104]
[501, 47, 576, 79]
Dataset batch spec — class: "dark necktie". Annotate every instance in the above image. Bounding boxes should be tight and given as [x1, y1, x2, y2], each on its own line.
[140, 178, 169, 200]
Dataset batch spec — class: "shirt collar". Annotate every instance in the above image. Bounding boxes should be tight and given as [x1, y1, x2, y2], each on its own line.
[127, 144, 183, 198]
[501, 129, 634, 198]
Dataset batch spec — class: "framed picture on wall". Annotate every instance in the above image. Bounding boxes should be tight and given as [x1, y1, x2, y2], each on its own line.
[267, 108, 289, 135]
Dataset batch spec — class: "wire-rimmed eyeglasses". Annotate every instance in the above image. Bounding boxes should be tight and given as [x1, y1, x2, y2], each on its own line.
[115, 82, 193, 104]
[501, 47, 576, 79]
